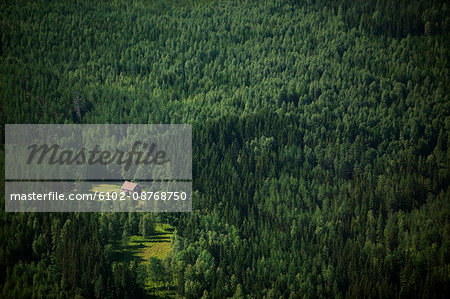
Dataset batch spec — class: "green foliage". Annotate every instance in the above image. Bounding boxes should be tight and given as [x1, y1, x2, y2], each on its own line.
[1, 0, 449, 298]
[148, 257, 167, 287]
[139, 214, 155, 238]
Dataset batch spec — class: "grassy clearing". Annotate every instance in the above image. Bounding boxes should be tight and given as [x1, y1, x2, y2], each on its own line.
[90, 183, 154, 209]
[90, 183, 122, 193]
[113, 223, 173, 263]
[113, 224, 175, 298]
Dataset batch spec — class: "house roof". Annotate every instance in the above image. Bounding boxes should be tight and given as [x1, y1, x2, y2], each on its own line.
[121, 181, 139, 191]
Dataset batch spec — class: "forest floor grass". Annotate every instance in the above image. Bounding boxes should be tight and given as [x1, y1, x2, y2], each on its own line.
[90, 183, 122, 193]
[115, 224, 175, 297]
[113, 223, 173, 262]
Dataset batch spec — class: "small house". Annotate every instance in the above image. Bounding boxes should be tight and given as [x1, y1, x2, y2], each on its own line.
[121, 181, 142, 195]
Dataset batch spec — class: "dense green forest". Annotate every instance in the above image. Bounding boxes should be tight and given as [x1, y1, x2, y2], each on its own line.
[1, 0, 449, 297]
